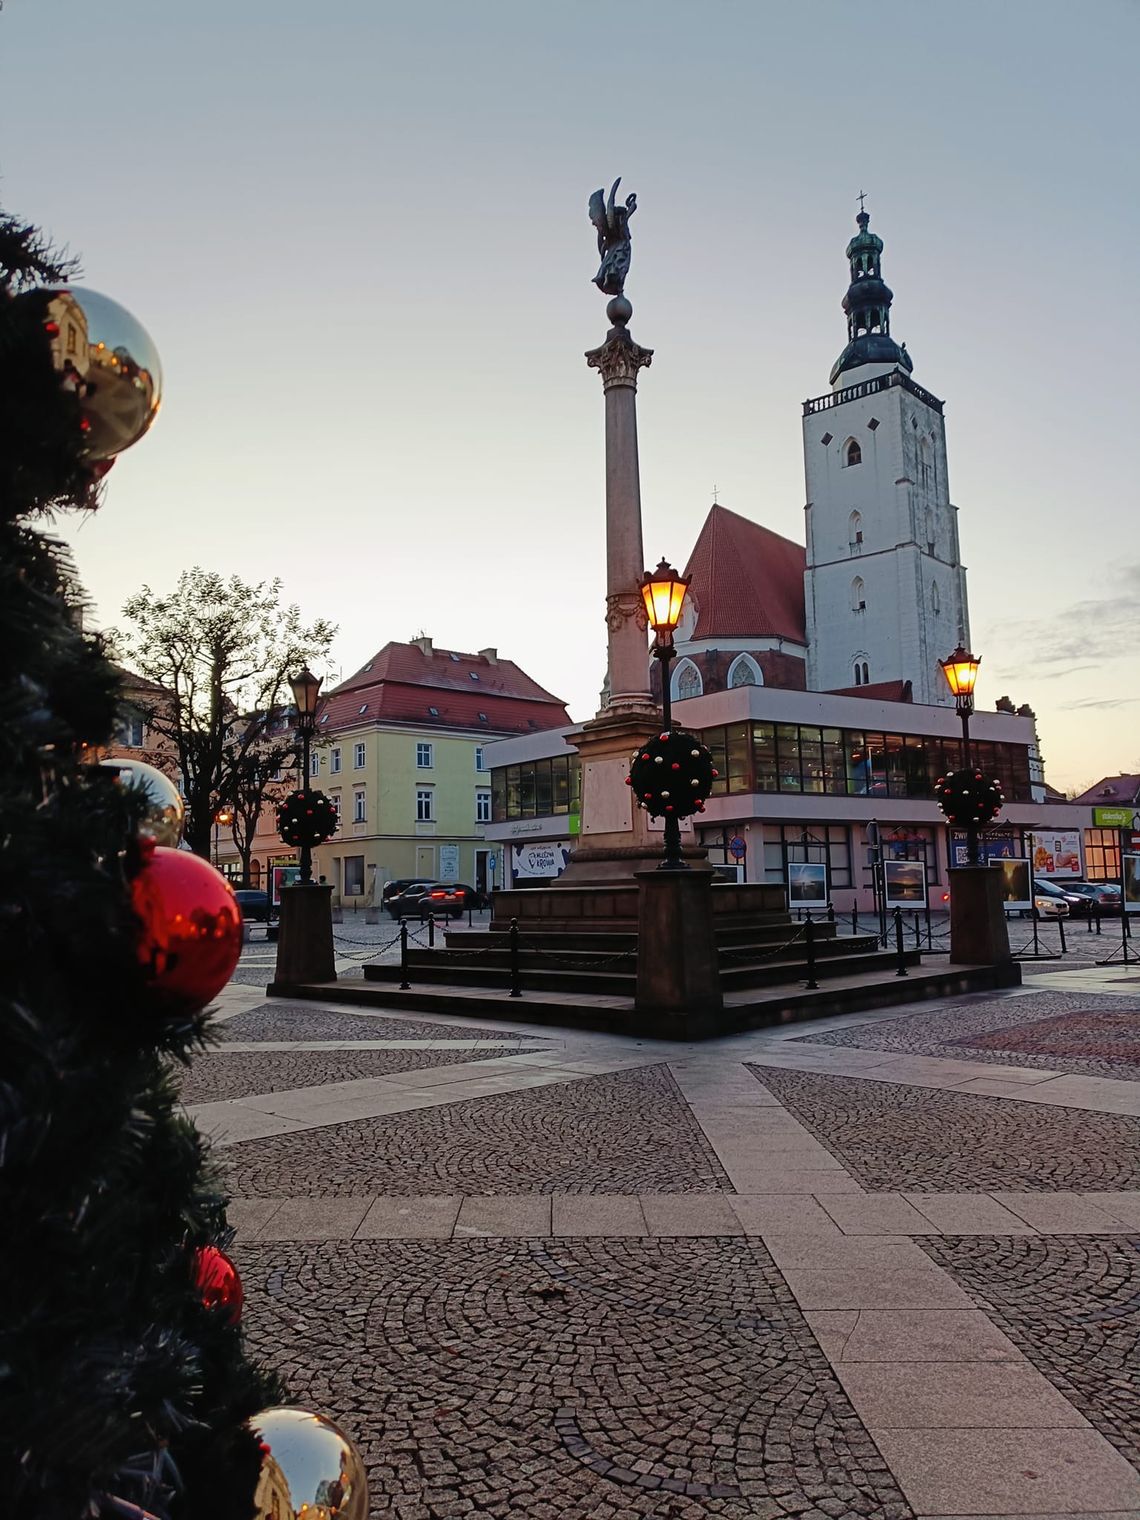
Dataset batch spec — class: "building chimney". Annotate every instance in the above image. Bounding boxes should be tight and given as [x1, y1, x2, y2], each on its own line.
[411, 635, 433, 657]
[478, 647, 498, 664]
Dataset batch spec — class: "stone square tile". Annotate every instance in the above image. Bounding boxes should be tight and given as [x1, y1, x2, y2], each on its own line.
[188, 1100, 310, 1146]
[818, 1194, 942, 1235]
[871, 1427, 1140, 1515]
[726, 1194, 845, 1237]
[225, 1197, 281, 1238]
[764, 1233, 936, 1271]
[782, 1266, 974, 1311]
[638, 1194, 743, 1236]
[988, 1193, 1137, 1233]
[1081, 1190, 1140, 1227]
[551, 1195, 647, 1236]
[354, 1195, 462, 1239]
[455, 1195, 552, 1237]
[904, 1193, 1041, 1234]
[257, 1196, 373, 1240]
[725, 1167, 864, 1194]
[835, 1361, 1090, 1429]
[810, 1309, 1021, 1364]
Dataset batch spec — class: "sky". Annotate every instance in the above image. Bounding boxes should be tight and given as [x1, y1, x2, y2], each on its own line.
[2, 0, 1136, 792]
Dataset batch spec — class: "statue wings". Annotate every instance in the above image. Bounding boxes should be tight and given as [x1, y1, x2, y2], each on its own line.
[588, 177, 627, 256]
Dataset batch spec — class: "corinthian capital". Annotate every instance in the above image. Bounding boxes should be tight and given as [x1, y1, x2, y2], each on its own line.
[585, 330, 654, 392]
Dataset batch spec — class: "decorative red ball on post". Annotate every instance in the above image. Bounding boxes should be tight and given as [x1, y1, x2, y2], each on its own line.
[192, 1244, 244, 1325]
[130, 846, 243, 1014]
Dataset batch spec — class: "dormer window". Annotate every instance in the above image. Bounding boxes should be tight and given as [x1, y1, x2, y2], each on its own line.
[845, 439, 862, 467]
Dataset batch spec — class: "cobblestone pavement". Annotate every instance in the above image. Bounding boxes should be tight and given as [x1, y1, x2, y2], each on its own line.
[923, 1234, 1140, 1468]
[224, 1064, 731, 1198]
[749, 1064, 1140, 1191]
[235, 1236, 912, 1520]
[175, 1044, 531, 1105]
[218, 1001, 524, 1044]
[791, 989, 1140, 1081]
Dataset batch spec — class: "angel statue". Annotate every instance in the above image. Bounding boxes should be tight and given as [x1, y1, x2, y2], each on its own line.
[589, 178, 637, 296]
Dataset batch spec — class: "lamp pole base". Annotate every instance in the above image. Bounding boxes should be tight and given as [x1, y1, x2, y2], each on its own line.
[272, 883, 336, 987]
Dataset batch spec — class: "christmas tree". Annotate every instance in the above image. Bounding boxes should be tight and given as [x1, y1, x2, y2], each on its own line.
[0, 208, 283, 1517]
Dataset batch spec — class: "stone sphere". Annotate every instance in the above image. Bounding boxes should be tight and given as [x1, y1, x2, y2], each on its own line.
[606, 294, 633, 327]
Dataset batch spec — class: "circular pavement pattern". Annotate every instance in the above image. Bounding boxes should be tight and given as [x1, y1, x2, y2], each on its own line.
[216, 1001, 527, 1044]
[235, 1236, 911, 1519]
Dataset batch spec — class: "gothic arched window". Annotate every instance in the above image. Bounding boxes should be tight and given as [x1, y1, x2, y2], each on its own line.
[728, 654, 763, 688]
[849, 510, 863, 547]
[845, 438, 862, 467]
[854, 664, 862, 686]
[930, 581, 940, 614]
[673, 660, 703, 701]
[851, 576, 865, 612]
[862, 661, 870, 684]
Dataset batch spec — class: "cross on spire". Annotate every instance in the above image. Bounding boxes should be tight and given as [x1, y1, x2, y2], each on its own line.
[712, 482, 719, 504]
[857, 189, 868, 214]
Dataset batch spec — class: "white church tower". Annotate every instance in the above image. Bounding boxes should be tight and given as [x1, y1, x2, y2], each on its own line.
[802, 207, 969, 704]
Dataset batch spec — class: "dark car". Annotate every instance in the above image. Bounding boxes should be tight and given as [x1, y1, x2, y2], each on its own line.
[415, 882, 487, 918]
[232, 888, 271, 921]
[1063, 880, 1123, 915]
[384, 880, 436, 918]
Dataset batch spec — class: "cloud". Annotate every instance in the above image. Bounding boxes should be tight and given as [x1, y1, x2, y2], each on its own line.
[986, 561, 1140, 670]
[1059, 696, 1140, 711]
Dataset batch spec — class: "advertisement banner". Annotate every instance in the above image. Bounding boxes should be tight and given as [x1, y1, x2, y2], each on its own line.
[1028, 830, 1082, 877]
[511, 842, 571, 880]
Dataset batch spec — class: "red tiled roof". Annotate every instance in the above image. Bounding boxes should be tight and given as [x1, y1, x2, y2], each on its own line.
[824, 679, 914, 703]
[318, 641, 569, 736]
[1070, 774, 1140, 806]
[683, 505, 806, 644]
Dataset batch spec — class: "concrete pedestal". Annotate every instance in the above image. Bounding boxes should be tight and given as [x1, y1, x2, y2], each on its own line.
[272, 883, 336, 988]
[634, 869, 724, 1035]
[949, 866, 1013, 968]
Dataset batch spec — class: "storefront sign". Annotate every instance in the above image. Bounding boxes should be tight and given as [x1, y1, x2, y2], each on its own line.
[507, 819, 546, 838]
[1094, 806, 1135, 828]
[1027, 830, 1081, 877]
[511, 842, 571, 880]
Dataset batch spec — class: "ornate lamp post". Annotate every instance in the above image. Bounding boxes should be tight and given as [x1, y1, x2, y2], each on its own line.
[640, 559, 691, 870]
[940, 644, 982, 864]
[212, 805, 234, 871]
[289, 665, 323, 885]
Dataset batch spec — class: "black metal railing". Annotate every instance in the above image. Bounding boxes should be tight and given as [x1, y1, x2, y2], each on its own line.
[802, 369, 944, 417]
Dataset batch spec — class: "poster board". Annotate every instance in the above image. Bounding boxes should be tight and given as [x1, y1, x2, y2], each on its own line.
[1028, 831, 1082, 877]
[270, 864, 300, 906]
[1123, 855, 1140, 914]
[992, 858, 1032, 912]
[787, 861, 828, 908]
[883, 858, 927, 907]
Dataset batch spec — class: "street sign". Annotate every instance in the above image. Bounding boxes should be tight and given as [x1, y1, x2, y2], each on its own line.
[728, 835, 746, 860]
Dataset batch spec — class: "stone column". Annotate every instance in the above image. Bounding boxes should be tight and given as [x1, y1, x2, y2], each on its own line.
[585, 297, 656, 716]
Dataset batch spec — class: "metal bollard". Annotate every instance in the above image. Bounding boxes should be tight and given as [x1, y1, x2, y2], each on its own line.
[827, 903, 835, 925]
[427, 914, 435, 949]
[1058, 915, 1067, 955]
[399, 919, 410, 990]
[1095, 904, 1102, 936]
[894, 907, 908, 976]
[913, 914, 921, 948]
[804, 913, 818, 990]
[852, 906, 858, 936]
[509, 917, 522, 998]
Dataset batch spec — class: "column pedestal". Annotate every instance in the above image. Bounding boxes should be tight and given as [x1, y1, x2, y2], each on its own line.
[634, 870, 723, 1036]
[949, 866, 1012, 967]
[271, 884, 336, 988]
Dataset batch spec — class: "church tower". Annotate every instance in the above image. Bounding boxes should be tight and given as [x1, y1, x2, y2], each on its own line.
[802, 207, 969, 704]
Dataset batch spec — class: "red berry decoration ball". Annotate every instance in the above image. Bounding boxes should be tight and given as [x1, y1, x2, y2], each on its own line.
[629, 729, 715, 818]
[276, 788, 339, 848]
[192, 1244, 244, 1325]
[933, 768, 1005, 827]
[130, 844, 243, 1014]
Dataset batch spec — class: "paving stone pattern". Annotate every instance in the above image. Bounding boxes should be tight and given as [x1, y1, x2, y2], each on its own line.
[175, 1045, 522, 1105]
[216, 1001, 524, 1044]
[749, 1065, 1140, 1192]
[791, 990, 1140, 1081]
[225, 1065, 731, 1198]
[235, 1236, 912, 1519]
[923, 1234, 1140, 1470]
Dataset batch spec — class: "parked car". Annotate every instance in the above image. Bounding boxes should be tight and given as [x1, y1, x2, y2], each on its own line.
[1030, 878, 1074, 918]
[1062, 880, 1123, 915]
[232, 888, 272, 921]
[415, 882, 487, 918]
[384, 880, 436, 918]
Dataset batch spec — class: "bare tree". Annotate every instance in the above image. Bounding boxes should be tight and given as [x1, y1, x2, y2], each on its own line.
[118, 569, 335, 859]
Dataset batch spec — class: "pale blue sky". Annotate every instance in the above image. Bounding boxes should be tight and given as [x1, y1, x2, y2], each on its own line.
[2, 0, 1136, 789]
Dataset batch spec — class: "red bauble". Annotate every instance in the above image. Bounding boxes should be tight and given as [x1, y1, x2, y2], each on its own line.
[192, 1244, 243, 1325]
[130, 845, 243, 1013]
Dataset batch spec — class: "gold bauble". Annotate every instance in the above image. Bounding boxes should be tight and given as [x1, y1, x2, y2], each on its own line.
[42, 287, 162, 461]
[99, 758, 184, 847]
[246, 1407, 368, 1520]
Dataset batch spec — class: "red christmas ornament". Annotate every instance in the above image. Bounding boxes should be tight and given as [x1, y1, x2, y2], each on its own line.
[192, 1244, 243, 1325]
[624, 775, 632, 785]
[130, 846, 243, 1014]
[671, 762, 681, 771]
[43, 319, 60, 336]
[641, 753, 650, 761]
[659, 732, 669, 742]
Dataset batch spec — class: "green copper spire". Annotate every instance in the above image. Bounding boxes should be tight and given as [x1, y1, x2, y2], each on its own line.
[830, 206, 914, 386]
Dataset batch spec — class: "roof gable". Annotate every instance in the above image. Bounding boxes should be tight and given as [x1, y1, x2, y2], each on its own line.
[684, 504, 806, 644]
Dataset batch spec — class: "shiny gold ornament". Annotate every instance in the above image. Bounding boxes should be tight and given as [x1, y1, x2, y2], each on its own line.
[42, 287, 162, 461]
[246, 1407, 368, 1520]
[99, 757, 184, 847]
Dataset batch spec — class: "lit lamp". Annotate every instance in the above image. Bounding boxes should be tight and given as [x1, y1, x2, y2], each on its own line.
[289, 665, 324, 885]
[213, 804, 234, 871]
[640, 558, 691, 870]
[939, 644, 982, 864]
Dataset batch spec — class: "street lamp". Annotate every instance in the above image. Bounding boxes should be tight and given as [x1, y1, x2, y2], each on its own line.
[289, 665, 323, 885]
[640, 558, 691, 870]
[940, 644, 982, 864]
[213, 805, 234, 871]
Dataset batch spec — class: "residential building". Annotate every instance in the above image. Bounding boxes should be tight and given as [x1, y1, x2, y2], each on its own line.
[302, 637, 568, 905]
